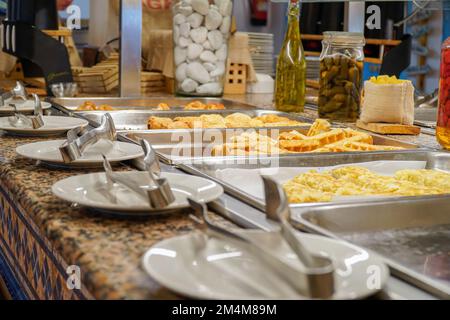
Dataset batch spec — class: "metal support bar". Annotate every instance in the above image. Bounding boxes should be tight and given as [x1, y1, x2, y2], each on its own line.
[119, 0, 142, 97]
[346, 1, 366, 33]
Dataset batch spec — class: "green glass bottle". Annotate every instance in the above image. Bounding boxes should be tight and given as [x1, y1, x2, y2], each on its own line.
[275, 0, 306, 113]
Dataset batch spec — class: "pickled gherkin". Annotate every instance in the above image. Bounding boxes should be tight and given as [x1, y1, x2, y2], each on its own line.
[319, 55, 363, 120]
[318, 32, 365, 122]
[275, 0, 306, 113]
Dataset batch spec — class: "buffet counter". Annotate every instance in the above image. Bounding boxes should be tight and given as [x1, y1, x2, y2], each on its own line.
[0, 93, 442, 300]
[0, 130, 234, 300]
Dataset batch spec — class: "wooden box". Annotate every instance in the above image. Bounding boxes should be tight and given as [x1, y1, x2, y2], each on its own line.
[224, 63, 247, 94]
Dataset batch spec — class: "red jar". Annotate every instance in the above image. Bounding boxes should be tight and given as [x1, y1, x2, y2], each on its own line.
[437, 37, 450, 150]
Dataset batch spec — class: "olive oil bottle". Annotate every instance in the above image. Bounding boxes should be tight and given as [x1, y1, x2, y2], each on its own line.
[275, 0, 306, 113]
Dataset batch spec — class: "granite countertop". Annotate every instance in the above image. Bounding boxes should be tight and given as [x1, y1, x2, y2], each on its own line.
[0, 93, 444, 300]
[0, 135, 233, 300]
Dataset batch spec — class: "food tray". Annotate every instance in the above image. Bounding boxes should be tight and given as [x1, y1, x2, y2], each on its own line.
[176, 150, 446, 211]
[291, 197, 450, 299]
[49, 97, 258, 111]
[123, 127, 419, 164]
[75, 109, 314, 131]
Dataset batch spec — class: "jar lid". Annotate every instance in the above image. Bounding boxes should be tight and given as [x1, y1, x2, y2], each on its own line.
[323, 31, 366, 46]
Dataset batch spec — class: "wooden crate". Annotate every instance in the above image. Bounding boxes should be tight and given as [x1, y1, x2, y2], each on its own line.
[141, 72, 166, 94]
[224, 63, 247, 94]
[141, 71, 164, 82]
[165, 77, 175, 94]
[72, 53, 119, 93]
[72, 66, 119, 93]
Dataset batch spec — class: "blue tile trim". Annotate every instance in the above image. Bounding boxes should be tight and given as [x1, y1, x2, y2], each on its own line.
[0, 184, 87, 300]
[0, 247, 28, 300]
[0, 235, 39, 299]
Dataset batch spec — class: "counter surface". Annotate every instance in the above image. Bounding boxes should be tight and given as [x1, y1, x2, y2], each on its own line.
[0, 134, 233, 300]
[0, 93, 442, 300]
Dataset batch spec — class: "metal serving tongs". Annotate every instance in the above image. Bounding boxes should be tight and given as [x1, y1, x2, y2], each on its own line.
[261, 175, 335, 299]
[59, 113, 117, 163]
[0, 81, 28, 106]
[102, 140, 175, 209]
[8, 94, 44, 129]
[188, 198, 332, 299]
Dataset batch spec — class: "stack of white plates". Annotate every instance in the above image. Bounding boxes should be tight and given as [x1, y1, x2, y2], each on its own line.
[306, 56, 320, 80]
[247, 32, 275, 76]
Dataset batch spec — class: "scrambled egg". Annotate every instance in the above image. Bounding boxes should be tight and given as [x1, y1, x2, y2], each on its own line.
[284, 166, 450, 203]
[369, 75, 408, 84]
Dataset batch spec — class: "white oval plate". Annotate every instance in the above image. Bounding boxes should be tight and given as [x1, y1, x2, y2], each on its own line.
[142, 230, 389, 300]
[52, 172, 224, 215]
[17, 140, 144, 168]
[0, 99, 52, 114]
[0, 116, 88, 136]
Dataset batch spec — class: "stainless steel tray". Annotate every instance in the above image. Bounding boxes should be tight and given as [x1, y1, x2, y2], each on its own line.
[415, 107, 437, 129]
[124, 126, 313, 163]
[76, 109, 314, 131]
[49, 97, 258, 111]
[129, 155, 439, 300]
[290, 197, 450, 299]
[176, 150, 447, 211]
[125, 127, 420, 164]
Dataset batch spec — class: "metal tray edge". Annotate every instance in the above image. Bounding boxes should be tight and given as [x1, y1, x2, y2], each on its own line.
[290, 201, 450, 299]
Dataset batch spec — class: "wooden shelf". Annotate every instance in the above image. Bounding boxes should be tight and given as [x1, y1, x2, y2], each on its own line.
[302, 34, 400, 65]
[42, 28, 72, 37]
[301, 34, 323, 41]
[301, 34, 401, 46]
[304, 51, 320, 57]
[365, 57, 383, 64]
[305, 52, 382, 64]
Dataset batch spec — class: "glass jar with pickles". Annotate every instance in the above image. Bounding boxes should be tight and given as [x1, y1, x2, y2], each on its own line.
[437, 37, 450, 150]
[318, 32, 365, 121]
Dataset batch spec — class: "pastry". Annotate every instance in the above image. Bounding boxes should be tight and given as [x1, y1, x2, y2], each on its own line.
[154, 103, 171, 111]
[210, 119, 406, 156]
[77, 101, 115, 111]
[148, 116, 174, 129]
[147, 113, 307, 130]
[307, 119, 331, 136]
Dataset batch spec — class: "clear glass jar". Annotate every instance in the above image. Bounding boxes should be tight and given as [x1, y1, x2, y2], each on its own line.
[318, 32, 365, 121]
[172, 0, 233, 97]
[437, 37, 450, 150]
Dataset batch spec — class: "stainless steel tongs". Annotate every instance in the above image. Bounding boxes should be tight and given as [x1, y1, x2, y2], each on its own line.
[0, 81, 28, 106]
[8, 94, 44, 129]
[102, 140, 175, 209]
[188, 197, 333, 299]
[59, 113, 117, 163]
[261, 175, 335, 298]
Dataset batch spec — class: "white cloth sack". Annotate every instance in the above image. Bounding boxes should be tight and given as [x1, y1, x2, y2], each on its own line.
[360, 80, 415, 125]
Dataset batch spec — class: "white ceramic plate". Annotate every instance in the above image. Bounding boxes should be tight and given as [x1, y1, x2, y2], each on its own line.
[52, 172, 224, 215]
[142, 230, 389, 300]
[0, 99, 52, 114]
[0, 116, 88, 136]
[16, 139, 144, 168]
